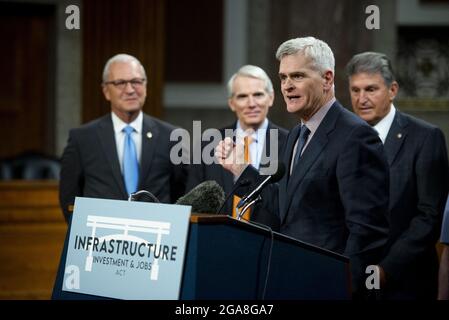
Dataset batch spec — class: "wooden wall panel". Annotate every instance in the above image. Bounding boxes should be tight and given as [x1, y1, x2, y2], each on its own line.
[0, 3, 55, 158]
[165, 0, 223, 82]
[0, 181, 66, 299]
[260, 0, 378, 129]
[82, 0, 165, 122]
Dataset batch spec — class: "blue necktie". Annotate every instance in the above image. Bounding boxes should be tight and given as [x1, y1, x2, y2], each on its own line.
[123, 125, 139, 195]
[292, 124, 310, 170]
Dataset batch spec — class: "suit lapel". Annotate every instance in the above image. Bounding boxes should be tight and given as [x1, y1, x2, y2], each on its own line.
[288, 130, 328, 190]
[284, 125, 301, 179]
[279, 126, 299, 222]
[140, 114, 160, 189]
[280, 102, 339, 223]
[284, 129, 329, 216]
[96, 115, 127, 197]
[384, 111, 408, 166]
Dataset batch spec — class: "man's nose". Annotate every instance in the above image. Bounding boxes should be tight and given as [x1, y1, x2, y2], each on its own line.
[282, 78, 294, 91]
[359, 90, 368, 103]
[124, 82, 135, 93]
[248, 95, 257, 106]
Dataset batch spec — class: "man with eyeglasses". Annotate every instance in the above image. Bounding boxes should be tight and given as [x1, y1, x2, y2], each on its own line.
[59, 53, 186, 223]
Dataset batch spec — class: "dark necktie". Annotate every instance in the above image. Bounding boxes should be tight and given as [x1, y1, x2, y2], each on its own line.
[291, 124, 310, 172]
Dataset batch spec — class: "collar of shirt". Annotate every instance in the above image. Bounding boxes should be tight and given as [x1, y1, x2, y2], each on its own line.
[301, 97, 336, 146]
[373, 104, 395, 144]
[111, 111, 143, 134]
[235, 118, 268, 142]
[111, 111, 143, 169]
[290, 97, 335, 175]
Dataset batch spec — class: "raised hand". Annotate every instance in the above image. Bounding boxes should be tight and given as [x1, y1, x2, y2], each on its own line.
[215, 137, 247, 177]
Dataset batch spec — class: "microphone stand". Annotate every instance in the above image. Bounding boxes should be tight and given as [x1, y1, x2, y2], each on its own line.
[128, 190, 160, 203]
[217, 179, 251, 215]
[237, 195, 261, 221]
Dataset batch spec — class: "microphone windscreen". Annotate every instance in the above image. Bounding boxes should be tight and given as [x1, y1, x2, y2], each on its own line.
[176, 180, 225, 214]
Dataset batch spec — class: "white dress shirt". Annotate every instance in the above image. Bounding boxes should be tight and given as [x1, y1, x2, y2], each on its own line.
[236, 118, 269, 170]
[373, 104, 396, 144]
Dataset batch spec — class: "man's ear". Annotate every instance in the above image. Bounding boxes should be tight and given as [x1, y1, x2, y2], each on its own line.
[268, 92, 274, 108]
[102, 84, 111, 101]
[228, 98, 236, 112]
[323, 70, 334, 91]
[389, 81, 399, 101]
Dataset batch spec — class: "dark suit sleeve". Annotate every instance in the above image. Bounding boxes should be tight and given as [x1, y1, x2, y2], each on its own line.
[170, 163, 187, 203]
[169, 138, 188, 203]
[59, 129, 84, 223]
[186, 164, 205, 192]
[236, 165, 279, 218]
[337, 125, 390, 290]
[380, 127, 449, 279]
[185, 138, 206, 193]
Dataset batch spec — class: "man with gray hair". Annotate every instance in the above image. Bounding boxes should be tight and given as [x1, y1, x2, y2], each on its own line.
[347, 51, 449, 299]
[59, 53, 186, 222]
[215, 37, 390, 297]
[187, 65, 287, 228]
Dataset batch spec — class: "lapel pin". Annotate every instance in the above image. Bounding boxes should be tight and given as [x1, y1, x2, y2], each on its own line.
[397, 133, 402, 139]
[146, 132, 152, 139]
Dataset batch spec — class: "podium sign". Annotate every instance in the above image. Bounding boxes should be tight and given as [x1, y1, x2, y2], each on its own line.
[62, 197, 191, 300]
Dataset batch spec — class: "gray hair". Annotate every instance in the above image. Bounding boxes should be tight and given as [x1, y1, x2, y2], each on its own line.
[227, 65, 274, 98]
[102, 53, 147, 83]
[345, 52, 396, 86]
[275, 37, 335, 74]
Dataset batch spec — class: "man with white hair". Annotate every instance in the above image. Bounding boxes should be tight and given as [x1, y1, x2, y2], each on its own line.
[215, 37, 390, 296]
[59, 53, 186, 222]
[187, 65, 288, 228]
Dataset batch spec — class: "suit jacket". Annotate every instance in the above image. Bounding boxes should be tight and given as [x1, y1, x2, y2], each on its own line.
[59, 113, 186, 222]
[237, 101, 390, 292]
[186, 121, 288, 229]
[379, 110, 449, 299]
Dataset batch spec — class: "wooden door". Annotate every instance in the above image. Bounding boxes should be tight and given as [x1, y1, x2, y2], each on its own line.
[0, 3, 55, 158]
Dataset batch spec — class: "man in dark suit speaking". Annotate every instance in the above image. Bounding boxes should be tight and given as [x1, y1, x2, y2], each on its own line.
[346, 52, 449, 299]
[59, 54, 186, 222]
[215, 37, 390, 295]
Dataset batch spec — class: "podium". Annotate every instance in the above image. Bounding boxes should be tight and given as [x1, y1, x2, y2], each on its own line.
[52, 214, 350, 299]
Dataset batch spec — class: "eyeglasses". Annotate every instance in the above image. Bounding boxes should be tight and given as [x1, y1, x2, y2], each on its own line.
[104, 78, 146, 90]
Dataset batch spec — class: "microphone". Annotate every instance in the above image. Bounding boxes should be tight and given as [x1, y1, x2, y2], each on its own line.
[237, 162, 285, 210]
[217, 178, 251, 215]
[128, 190, 160, 203]
[176, 180, 225, 214]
